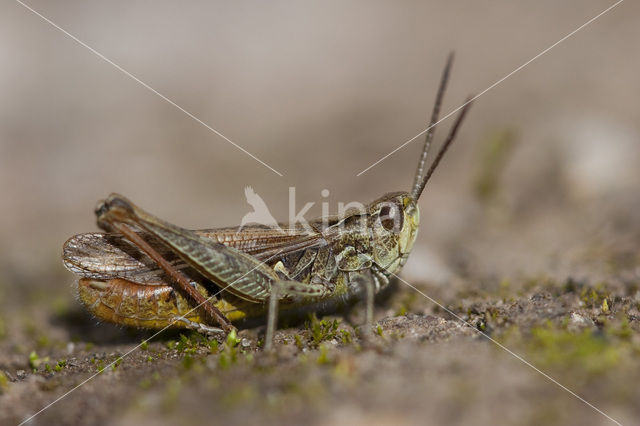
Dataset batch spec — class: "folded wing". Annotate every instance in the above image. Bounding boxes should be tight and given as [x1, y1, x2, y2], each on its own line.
[63, 225, 325, 285]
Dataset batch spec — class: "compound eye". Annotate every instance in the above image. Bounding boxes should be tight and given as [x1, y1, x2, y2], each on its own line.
[379, 203, 403, 233]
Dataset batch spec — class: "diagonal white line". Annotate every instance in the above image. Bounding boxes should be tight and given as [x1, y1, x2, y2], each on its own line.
[14, 0, 284, 177]
[390, 271, 623, 426]
[18, 249, 285, 426]
[356, 0, 624, 177]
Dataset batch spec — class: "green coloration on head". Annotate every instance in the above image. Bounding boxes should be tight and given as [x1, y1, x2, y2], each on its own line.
[366, 192, 420, 276]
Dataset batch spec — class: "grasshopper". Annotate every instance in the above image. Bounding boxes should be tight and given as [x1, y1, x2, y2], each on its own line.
[62, 54, 472, 350]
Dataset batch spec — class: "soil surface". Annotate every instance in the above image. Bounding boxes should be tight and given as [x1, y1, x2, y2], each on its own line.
[2, 198, 640, 426]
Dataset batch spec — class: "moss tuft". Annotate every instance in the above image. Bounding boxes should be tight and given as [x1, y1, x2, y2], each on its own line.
[306, 314, 339, 346]
[0, 371, 9, 393]
[528, 324, 621, 375]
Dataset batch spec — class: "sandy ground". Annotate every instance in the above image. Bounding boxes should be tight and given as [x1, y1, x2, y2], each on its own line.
[1, 1, 640, 425]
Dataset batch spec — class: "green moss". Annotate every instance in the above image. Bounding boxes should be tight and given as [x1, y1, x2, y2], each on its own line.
[528, 324, 621, 375]
[36, 335, 50, 348]
[111, 357, 122, 371]
[181, 354, 195, 370]
[139, 372, 162, 391]
[28, 350, 48, 371]
[28, 350, 39, 369]
[580, 285, 610, 308]
[375, 324, 384, 337]
[340, 330, 352, 344]
[225, 329, 241, 348]
[306, 314, 339, 346]
[316, 345, 330, 365]
[393, 291, 418, 317]
[221, 385, 256, 407]
[608, 318, 633, 340]
[294, 334, 304, 350]
[140, 340, 149, 351]
[176, 334, 196, 354]
[208, 339, 219, 354]
[215, 330, 253, 370]
[217, 350, 236, 370]
[162, 378, 182, 411]
[332, 357, 356, 379]
[218, 334, 241, 369]
[499, 279, 511, 292]
[0, 371, 9, 393]
[389, 331, 405, 340]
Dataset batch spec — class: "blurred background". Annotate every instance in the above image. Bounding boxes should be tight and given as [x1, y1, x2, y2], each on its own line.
[1, 1, 640, 425]
[1, 0, 638, 292]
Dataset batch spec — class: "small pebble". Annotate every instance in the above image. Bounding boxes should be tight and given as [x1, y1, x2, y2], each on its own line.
[569, 312, 593, 326]
[3, 370, 15, 382]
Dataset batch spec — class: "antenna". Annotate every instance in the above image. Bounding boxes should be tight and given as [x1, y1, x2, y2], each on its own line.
[411, 52, 454, 198]
[413, 98, 473, 200]
[411, 54, 473, 200]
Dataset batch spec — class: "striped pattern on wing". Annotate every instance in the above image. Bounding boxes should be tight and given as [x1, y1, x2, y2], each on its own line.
[63, 225, 325, 288]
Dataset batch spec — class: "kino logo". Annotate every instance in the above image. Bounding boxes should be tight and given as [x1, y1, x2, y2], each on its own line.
[238, 187, 368, 234]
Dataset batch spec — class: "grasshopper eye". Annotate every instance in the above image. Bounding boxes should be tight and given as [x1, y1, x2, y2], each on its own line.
[379, 203, 403, 233]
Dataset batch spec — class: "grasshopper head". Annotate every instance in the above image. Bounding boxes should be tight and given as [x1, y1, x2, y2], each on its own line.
[366, 192, 420, 274]
[368, 53, 472, 276]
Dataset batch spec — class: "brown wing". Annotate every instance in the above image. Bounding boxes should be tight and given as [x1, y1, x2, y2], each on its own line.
[197, 225, 325, 261]
[62, 224, 325, 284]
